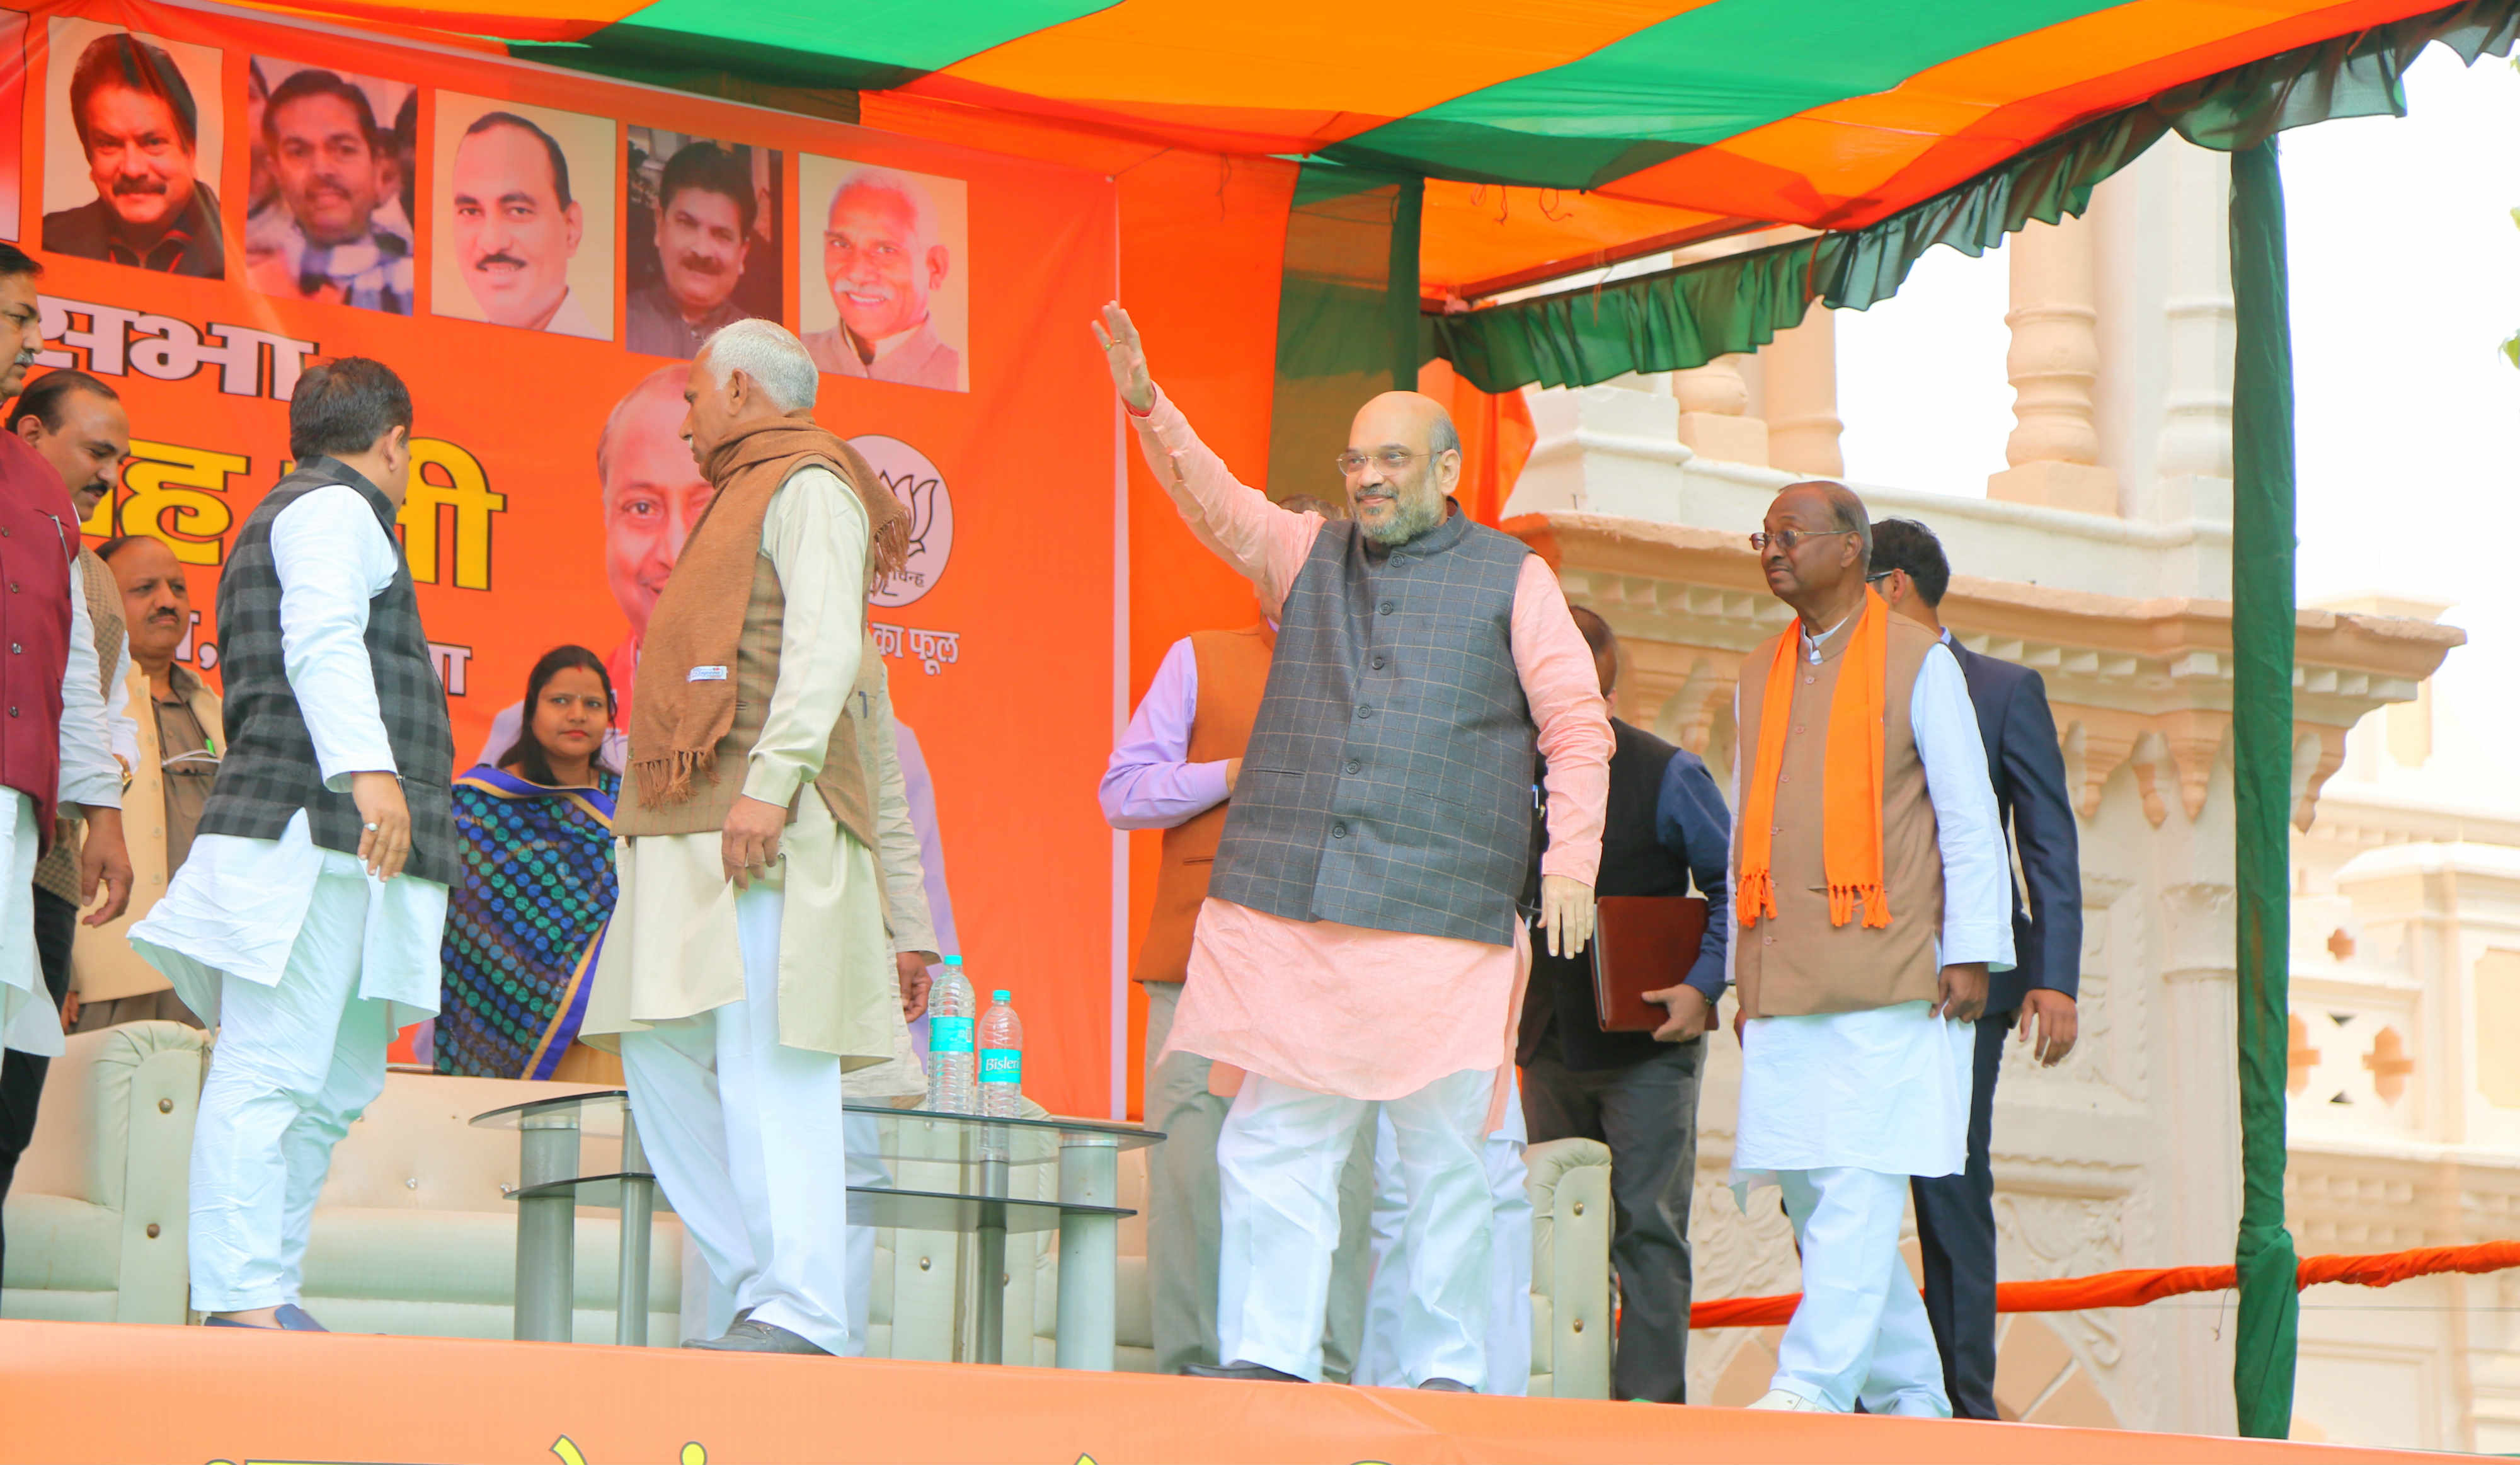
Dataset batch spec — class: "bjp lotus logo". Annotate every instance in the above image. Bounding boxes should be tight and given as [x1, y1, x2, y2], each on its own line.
[849, 434, 954, 611]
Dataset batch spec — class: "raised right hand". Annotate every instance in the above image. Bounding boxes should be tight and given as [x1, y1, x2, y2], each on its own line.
[1090, 301, 1155, 414]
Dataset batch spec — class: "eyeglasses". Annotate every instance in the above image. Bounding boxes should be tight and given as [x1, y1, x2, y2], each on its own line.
[1865, 570, 1897, 584]
[1748, 527, 1857, 554]
[1336, 448, 1429, 477]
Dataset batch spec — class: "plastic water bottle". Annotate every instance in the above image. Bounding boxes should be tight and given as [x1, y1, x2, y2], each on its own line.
[978, 991, 1024, 1120]
[925, 957, 977, 1115]
[976, 991, 1024, 1168]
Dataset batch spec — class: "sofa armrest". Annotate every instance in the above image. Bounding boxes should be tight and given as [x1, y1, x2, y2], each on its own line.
[11, 1021, 209, 1324]
[1525, 1136, 1613, 1400]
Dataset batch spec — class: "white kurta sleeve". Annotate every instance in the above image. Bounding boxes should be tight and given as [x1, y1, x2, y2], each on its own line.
[1911, 643, 2015, 972]
[104, 635, 138, 772]
[1724, 681, 1741, 992]
[861, 660, 938, 958]
[739, 466, 870, 809]
[56, 570, 122, 810]
[270, 485, 401, 790]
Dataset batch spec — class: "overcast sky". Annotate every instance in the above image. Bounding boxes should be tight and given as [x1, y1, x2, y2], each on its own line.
[1835, 47, 2520, 788]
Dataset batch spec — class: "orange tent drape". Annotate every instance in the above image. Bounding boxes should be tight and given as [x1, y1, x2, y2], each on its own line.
[1418, 359, 1535, 526]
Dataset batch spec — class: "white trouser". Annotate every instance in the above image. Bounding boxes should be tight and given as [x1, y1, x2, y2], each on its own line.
[1355, 1072, 1530, 1394]
[1217, 1067, 1493, 1387]
[683, 1108, 892, 1352]
[1772, 1166, 1950, 1416]
[189, 866, 391, 1313]
[620, 883, 854, 1353]
[842, 1108, 893, 1355]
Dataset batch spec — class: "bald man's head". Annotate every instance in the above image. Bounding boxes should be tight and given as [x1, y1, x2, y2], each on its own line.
[1758, 478, 1872, 619]
[596, 364, 718, 637]
[1342, 389, 1462, 547]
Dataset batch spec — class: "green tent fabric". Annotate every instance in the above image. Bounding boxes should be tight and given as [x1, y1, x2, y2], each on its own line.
[2228, 137, 2302, 1442]
[1430, 0, 2520, 393]
[1265, 163, 1424, 504]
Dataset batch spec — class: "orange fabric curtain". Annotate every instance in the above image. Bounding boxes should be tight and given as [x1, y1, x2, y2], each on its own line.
[1689, 1240, 2520, 1329]
[1418, 358, 1536, 526]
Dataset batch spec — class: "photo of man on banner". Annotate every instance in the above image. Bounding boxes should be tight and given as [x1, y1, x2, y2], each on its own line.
[624, 129, 780, 360]
[798, 155, 969, 393]
[243, 59, 415, 314]
[430, 92, 614, 340]
[40, 18, 226, 278]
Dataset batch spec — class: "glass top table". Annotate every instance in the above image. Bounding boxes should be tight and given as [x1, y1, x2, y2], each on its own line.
[470, 1090, 1162, 1368]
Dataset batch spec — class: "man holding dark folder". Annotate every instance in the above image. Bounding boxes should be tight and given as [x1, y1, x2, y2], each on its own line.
[1518, 605, 1730, 1403]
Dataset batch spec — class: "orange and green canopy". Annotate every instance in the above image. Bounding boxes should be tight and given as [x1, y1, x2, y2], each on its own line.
[250, 0, 2512, 300]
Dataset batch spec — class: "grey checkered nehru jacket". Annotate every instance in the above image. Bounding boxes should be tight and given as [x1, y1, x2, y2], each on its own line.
[1209, 508, 1538, 945]
[196, 457, 459, 887]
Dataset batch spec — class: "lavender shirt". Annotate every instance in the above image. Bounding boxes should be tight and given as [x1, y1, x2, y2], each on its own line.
[1099, 635, 1234, 831]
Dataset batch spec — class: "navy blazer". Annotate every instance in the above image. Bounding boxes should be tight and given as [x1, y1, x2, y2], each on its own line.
[1946, 635, 2082, 1012]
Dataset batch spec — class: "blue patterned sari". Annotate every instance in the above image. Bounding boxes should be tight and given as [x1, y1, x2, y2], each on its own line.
[434, 765, 619, 1080]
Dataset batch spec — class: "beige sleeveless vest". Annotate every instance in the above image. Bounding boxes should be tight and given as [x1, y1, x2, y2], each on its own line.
[1732, 614, 1947, 1020]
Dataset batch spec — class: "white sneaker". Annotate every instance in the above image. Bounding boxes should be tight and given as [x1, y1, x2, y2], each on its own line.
[1746, 1388, 1834, 1412]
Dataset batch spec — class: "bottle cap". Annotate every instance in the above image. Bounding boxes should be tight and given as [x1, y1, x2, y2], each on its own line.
[943, 955, 962, 966]
[993, 990, 1011, 1003]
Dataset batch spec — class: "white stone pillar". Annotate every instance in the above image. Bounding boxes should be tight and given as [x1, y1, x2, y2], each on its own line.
[1763, 306, 1843, 478]
[2154, 138, 2236, 526]
[1991, 217, 2121, 515]
[1671, 353, 1768, 466]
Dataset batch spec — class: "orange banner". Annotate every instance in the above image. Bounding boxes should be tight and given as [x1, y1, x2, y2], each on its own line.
[4, 0, 1122, 1114]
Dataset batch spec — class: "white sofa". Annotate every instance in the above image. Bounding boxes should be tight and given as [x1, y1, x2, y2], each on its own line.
[3, 1022, 1616, 1396]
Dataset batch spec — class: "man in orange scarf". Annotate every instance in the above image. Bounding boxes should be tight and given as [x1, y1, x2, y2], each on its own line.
[1728, 481, 2013, 1416]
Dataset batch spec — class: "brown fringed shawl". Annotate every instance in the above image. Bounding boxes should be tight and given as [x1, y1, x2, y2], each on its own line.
[627, 417, 909, 807]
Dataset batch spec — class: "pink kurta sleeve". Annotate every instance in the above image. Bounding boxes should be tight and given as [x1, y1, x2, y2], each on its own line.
[1510, 556, 1613, 887]
[1131, 387, 1320, 615]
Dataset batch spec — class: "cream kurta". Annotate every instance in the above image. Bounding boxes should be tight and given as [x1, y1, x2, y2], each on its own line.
[74, 665, 224, 1003]
[580, 465, 893, 1064]
[844, 643, 938, 1101]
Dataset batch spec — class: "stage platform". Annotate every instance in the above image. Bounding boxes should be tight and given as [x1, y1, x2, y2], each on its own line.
[0, 1320, 2447, 1463]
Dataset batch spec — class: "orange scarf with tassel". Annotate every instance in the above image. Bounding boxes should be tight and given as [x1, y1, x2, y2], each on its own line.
[1735, 589, 1893, 931]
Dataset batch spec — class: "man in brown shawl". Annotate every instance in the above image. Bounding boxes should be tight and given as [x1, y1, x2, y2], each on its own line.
[580, 318, 910, 1355]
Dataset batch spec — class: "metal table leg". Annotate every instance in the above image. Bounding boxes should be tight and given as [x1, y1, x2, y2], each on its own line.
[974, 1151, 1009, 1365]
[515, 1120, 580, 1341]
[615, 1110, 654, 1347]
[1055, 1132, 1120, 1371]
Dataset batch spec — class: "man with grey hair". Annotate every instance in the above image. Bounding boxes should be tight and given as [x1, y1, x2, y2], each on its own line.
[1092, 302, 1610, 1393]
[580, 318, 913, 1355]
[805, 166, 959, 391]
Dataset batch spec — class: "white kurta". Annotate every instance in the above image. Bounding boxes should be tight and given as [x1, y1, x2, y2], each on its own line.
[1, 558, 141, 1057]
[129, 484, 449, 1030]
[1729, 640, 2014, 1183]
[582, 466, 893, 1064]
[843, 653, 937, 1101]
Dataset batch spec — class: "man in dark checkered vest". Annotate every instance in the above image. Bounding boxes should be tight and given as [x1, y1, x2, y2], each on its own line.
[132, 358, 455, 1332]
[1093, 304, 1613, 1393]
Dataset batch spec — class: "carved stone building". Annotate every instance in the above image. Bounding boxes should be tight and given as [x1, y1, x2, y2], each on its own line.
[1492, 135, 2477, 1444]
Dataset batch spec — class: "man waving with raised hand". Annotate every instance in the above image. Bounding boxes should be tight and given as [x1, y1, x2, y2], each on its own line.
[1092, 302, 1610, 1395]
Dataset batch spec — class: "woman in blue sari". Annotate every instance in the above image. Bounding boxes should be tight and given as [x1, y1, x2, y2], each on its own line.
[435, 646, 623, 1081]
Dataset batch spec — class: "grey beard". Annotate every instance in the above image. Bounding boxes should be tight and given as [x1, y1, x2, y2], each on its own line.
[1360, 491, 1445, 546]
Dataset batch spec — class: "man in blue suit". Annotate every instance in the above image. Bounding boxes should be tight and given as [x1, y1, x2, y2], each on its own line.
[1865, 518, 2082, 1421]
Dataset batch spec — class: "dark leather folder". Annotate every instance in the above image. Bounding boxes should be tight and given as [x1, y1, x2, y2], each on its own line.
[1589, 895, 1710, 1031]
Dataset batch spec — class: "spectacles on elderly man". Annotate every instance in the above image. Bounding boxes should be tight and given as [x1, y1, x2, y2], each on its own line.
[1748, 527, 1858, 553]
[1336, 447, 1436, 476]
